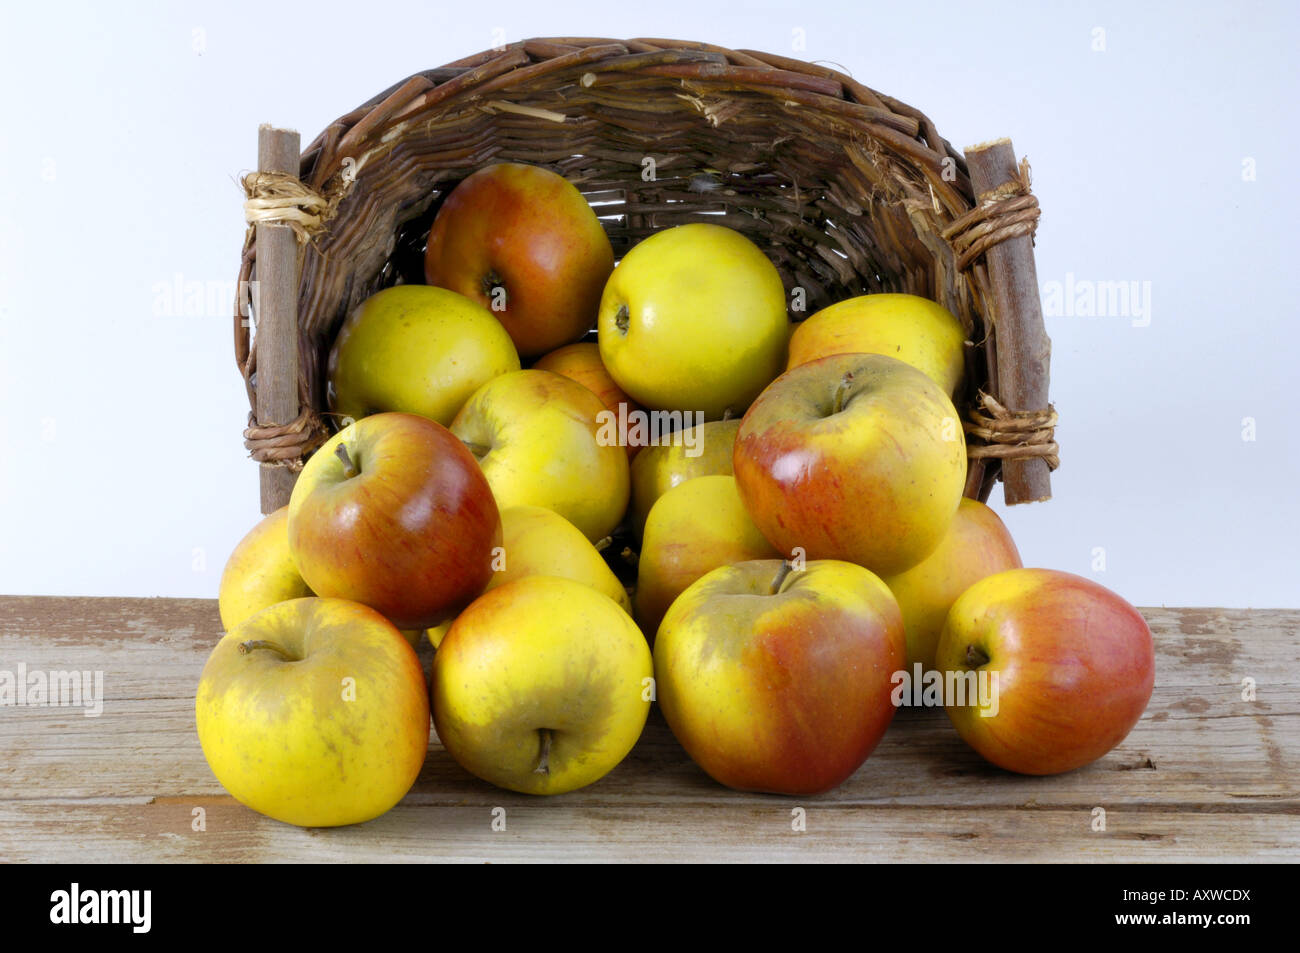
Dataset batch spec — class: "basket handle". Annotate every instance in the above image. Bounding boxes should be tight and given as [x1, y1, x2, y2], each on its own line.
[963, 138, 1054, 505]
[251, 125, 303, 513]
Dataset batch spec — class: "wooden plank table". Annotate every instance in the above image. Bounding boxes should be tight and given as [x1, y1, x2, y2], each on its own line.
[1, 597, 1296, 862]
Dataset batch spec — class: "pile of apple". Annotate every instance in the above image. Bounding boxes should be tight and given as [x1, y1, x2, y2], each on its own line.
[198, 163, 1155, 828]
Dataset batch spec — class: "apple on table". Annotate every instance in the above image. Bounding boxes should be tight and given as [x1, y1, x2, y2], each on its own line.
[196, 597, 429, 827]
[936, 568, 1155, 775]
[654, 558, 905, 795]
[431, 576, 652, 795]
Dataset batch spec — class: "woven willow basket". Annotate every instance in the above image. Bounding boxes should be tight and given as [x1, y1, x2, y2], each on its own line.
[233, 37, 1056, 516]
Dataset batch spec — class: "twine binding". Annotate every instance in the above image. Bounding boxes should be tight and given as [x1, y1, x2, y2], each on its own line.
[941, 157, 1040, 271]
[242, 379, 328, 470]
[241, 171, 330, 243]
[964, 391, 1059, 471]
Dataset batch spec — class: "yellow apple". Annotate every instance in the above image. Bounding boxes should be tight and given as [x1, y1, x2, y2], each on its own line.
[196, 597, 429, 827]
[881, 498, 1022, 671]
[487, 505, 631, 613]
[629, 418, 740, 539]
[327, 284, 520, 426]
[218, 506, 312, 631]
[431, 576, 652, 795]
[450, 369, 629, 542]
[787, 293, 967, 397]
[598, 224, 789, 420]
[635, 475, 779, 639]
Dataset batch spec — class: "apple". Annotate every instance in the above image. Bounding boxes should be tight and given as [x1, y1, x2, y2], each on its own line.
[733, 353, 967, 576]
[532, 341, 644, 457]
[629, 418, 740, 539]
[882, 498, 1022, 672]
[655, 559, 904, 795]
[196, 597, 429, 827]
[487, 504, 631, 613]
[218, 507, 426, 647]
[423, 163, 614, 358]
[451, 369, 629, 543]
[431, 576, 652, 795]
[288, 412, 500, 629]
[598, 223, 789, 420]
[218, 506, 312, 631]
[326, 285, 519, 427]
[635, 475, 779, 639]
[788, 293, 968, 397]
[935, 568, 1155, 775]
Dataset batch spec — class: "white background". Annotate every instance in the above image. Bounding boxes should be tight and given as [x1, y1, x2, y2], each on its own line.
[1, 0, 1296, 607]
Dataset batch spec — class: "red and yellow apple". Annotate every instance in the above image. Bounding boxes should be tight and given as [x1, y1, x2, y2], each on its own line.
[288, 412, 500, 629]
[423, 163, 614, 358]
[598, 223, 789, 420]
[654, 559, 905, 795]
[935, 568, 1155, 775]
[326, 284, 519, 427]
[788, 293, 968, 397]
[635, 475, 779, 639]
[733, 353, 967, 576]
[882, 498, 1022, 671]
[196, 597, 429, 827]
[431, 576, 652, 795]
[451, 369, 629, 542]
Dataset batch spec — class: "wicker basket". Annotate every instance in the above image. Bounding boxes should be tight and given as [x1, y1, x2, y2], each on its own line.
[233, 37, 1056, 515]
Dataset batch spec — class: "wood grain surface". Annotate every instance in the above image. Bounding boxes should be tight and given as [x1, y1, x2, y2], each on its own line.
[0, 597, 1296, 862]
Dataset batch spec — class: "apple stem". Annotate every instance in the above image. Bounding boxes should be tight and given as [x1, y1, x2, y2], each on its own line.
[533, 729, 553, 775]
[770, 560, 799, 595]
[614, 304, 630, 335]
[594, 535, 613, 553]
[334, 443, 359, 479]
[460, 439, 491, 460]
[965, 644, 991, 669]
[238, 639, 295, 661]
[831, 372, 856, 415]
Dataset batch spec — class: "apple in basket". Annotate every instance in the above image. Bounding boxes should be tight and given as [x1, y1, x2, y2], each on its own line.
[423, 162, 614, 358]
